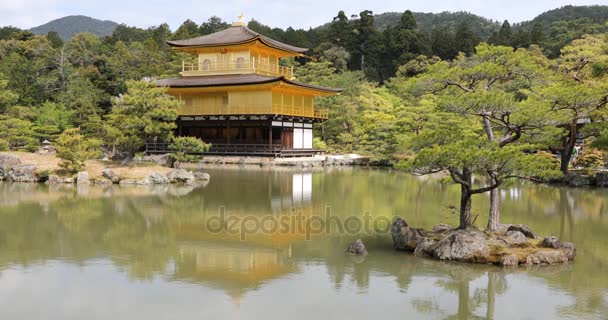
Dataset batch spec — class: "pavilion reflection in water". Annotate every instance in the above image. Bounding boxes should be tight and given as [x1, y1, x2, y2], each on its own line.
[172, 171, 315, 302]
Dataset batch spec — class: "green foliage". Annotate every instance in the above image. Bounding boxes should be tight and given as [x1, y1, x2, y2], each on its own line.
[169, 136, 210, 164]
[32, 102, 73, 141]
[313, 137, 327, 150]
[0, 139, 8, 151]
[56, 128, 102, 172]
[0, 115, 37, 150]
[105, 80, 179, 157]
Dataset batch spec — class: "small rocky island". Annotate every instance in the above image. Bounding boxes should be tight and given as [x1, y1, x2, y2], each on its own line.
[391, 218, 575, 266]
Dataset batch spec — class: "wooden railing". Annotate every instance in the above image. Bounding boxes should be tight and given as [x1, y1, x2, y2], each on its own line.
[178, 104, 329, 119]
[145, 143, 322, 157]
[182, 58, 294, 79]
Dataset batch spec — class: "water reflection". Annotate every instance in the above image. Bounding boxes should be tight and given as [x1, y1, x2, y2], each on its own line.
[0, 168, 606, 319]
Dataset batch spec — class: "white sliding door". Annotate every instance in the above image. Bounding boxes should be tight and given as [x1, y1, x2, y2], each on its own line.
[293, 128, 303, 149]
[303, 129, 313, 149]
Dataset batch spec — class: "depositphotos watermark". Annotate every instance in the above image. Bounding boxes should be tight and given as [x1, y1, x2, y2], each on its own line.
[205, 207, 395, 240]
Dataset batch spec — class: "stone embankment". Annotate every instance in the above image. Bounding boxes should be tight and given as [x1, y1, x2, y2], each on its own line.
[562, 171, 608, 187]
[0, 152, 210, 185]
[172, 154, 372, 170]
[391, 217, 575, 267]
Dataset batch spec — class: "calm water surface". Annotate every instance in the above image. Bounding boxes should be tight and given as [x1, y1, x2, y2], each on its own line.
[0, 167, 606, 319]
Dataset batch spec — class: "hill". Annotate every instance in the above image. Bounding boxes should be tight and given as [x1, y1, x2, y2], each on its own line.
[375, 11, 501, 38]
[520, 5, 608, 30]
[29, 15, 119, 40]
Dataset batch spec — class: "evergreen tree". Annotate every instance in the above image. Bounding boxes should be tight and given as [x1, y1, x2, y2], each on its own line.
[200, 16, 229, 35]
[105, 80, 179, 158]
[454, 22, 480, 56]
[530, 22, 545, 44]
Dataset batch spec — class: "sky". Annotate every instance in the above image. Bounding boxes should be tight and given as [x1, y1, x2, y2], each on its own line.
[2, 0, 608, 31]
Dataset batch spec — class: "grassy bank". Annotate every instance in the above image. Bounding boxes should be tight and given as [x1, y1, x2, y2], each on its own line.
[5, 152, 172, 180]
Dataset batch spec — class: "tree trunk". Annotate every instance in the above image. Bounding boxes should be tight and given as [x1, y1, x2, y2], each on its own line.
[459, 168, 473, 229]
[487, 173, 500, 231]
[459, 188, 472, 229]
[560, 120, 578, 174]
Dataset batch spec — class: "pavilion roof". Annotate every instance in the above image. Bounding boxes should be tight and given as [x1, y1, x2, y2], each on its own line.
[155, 74, 342, 93]
[166, 26, 308, 54]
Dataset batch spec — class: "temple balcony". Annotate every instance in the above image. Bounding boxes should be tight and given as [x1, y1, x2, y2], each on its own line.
[177, 103, 328, 119]
[181, 58, 294, 79]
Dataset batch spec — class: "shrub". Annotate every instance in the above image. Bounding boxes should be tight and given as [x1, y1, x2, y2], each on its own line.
[169, 136, 210, 166]
[573, 147, 605, 170]
[0, 139, 8, 151]
[56, 128, 102, 172]
[313, 137, 327, 150]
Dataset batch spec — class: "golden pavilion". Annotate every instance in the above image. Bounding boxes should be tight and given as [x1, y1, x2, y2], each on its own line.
[153, 16, 342, 157]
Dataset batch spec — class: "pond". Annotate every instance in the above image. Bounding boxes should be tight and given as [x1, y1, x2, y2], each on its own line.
[0, 167, 606, 319]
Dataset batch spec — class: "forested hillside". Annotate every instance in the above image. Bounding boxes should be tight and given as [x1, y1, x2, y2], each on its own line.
[375, 11, 500, 38]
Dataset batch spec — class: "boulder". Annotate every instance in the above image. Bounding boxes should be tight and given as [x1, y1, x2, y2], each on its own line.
[194, 172, 211, 181]
[141, 172, 170, 185]
[431, 229, 490, 263]
[46, 175, 62, 184]
[62, 177, 74, 184]
[7, 164, 37, 182]
[503, 230, 528, 245]
[0, 153, 21, 180]
[101, 168, 120, 183]
[526, 250, 568, 265]
[595, 172, 608, 187]
[77, 171, 89, 184]
[507, 224, 538, 239]
[566, 173, 591, 187]
[167, 169, 195, 184]
[540, 236, 576, 261]
[346, 239, 368, 255]
[432, 223, 452, 233]
[500, 254, 519, 267]
[413, 237, 436, 257]
[391, 217, 426, 251]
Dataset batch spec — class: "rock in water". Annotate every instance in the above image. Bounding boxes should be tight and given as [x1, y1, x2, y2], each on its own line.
[141, 172, 169, 184]
[46, 175, 62, 184]
[507, 224, 538, 239]
[194, 172, 211, 181]
[391, 217, 426, 250]
[7, 164, 37, 182]
[432, 229, 490, 263]
[500, 254, 519, 267]
[540, 236, 576, 260]
[346, 239, 368, 255]
[77, 171, 89, 184]
[101, 168, 120, 183]
[0, 153, 21, 180]
[526, 250, 568, 265]
[167, 169, 195, 184]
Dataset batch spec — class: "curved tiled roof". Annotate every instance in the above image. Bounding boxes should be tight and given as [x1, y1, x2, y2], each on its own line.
[155, 74, 342, 93]
[167, 26, 308, 54]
